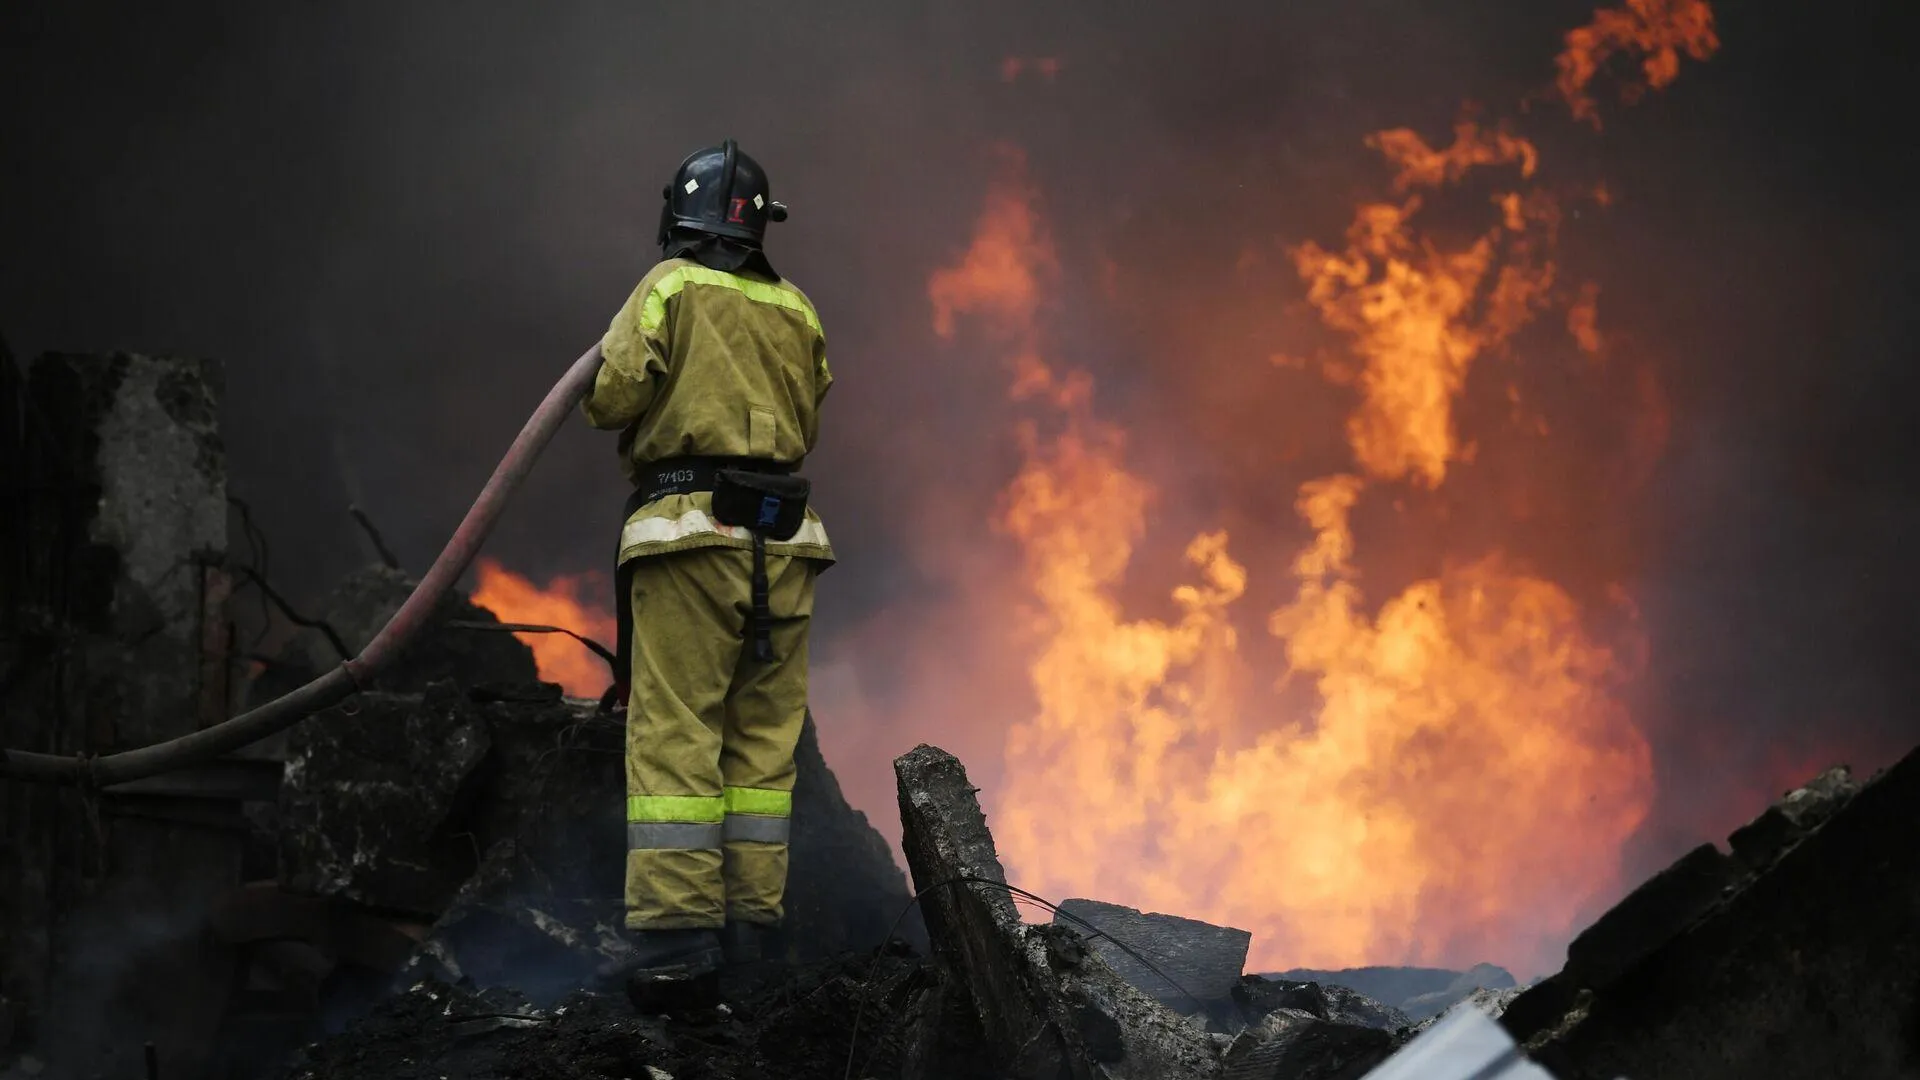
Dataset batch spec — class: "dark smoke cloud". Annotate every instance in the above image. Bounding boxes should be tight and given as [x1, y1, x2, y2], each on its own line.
[4, 0, 1917, 942]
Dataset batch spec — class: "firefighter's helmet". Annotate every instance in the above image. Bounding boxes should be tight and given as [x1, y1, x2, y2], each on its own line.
[656, 139, 788, 248]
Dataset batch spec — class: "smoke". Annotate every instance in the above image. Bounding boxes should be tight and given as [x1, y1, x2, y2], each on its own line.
[4, 0, 1919, 972]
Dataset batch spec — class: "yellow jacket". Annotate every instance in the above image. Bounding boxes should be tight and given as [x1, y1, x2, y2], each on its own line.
[585, 259, 835, 566]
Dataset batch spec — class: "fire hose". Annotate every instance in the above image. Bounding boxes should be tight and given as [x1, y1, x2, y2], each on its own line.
[0, 343, 606, 788]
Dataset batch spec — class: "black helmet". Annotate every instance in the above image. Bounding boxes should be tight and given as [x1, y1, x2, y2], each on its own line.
[656, 139, 789, 249]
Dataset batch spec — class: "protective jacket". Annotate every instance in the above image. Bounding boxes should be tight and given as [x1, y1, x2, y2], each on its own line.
[585, 257, 835, 567]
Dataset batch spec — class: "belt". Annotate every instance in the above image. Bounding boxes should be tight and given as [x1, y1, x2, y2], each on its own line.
[626, 456, 796, 516]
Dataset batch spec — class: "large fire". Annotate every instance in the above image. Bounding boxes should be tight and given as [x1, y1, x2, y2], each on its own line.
[470, 558, 619, 698]
[930, 2, 1718, 973]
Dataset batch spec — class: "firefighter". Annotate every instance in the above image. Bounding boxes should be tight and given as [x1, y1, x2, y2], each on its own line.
[582, 139, 833, 1010]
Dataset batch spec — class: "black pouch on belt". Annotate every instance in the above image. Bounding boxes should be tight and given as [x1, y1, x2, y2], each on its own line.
[710, 470, 812, 663]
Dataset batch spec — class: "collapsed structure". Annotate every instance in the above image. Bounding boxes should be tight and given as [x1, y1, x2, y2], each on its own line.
[1, 349, 240, 1076]
[0, 351, 913, 1077]
[4, 350, 1919, 1080]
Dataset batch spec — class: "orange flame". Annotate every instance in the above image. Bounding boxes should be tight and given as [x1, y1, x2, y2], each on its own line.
[928, 1, 1721, 970]
[1370, 120, 1538, 191]
[1555, 0, 1720, 127]
[1290, 124, 1557, 489]
[470, 558, 618, 698]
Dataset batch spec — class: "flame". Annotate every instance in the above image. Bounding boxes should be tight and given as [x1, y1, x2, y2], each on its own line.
[1555, 0, 1720, 127]
[470, 558, 618, 697]
[1256, 480, 1651, 965]
[1569, 282, 1605, 355]
[1290, 125, 1557, 490]
[930, 3, 1719, 973]
[1370, 120, 1538, 191]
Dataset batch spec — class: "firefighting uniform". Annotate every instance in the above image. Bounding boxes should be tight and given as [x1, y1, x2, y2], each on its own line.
[582, 257, 833, 930]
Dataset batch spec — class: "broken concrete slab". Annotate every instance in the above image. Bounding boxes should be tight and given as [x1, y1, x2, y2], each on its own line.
[1053, 898, 1250, 1017]
[1502, 749, 1920, 1080]
[895, 744, 1224, 1080]
[1233, 976, 1411, 1032]
[278, 686, 491, 916]
[286, 690, 625, 997]
[1219, 1007, 1398, 1080]
[1268, 967, 1463, 1013]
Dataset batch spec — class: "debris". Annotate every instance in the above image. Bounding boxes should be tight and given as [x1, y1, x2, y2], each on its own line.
[1051, 898, 1250, 1020]
[1502, 751, 1920, 1080]
[275, 644, 917, 1023]
[894, 743, 1224, 1080]
[278, 686, 493, 917]
[1, 353, 240, 1080]
[279, 564, 542, 697]
[1233, 977, 1411, 1032]
[1219, 1008, 1398, 1080]
[399, 840, 632, 1005]
[1725, 764, 1862, 871]
[289, 952, 933, 1080]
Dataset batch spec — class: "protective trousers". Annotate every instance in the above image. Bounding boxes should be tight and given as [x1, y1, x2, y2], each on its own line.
[624, 546, 815, 930]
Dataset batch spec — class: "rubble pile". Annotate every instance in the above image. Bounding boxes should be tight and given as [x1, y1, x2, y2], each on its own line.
[212, 572, 921, 1062]
[285, 950, 932, 1080]
[42, 522, 912, 1078]
[1501, 754, 1920, 1080]
[280, 743, 1434, 1080]
[271, 682, 918, 989]
[8, 352, 1920, 1080]
[892, 745, 1229, 1080]
[887, 744, 1420, 1080]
